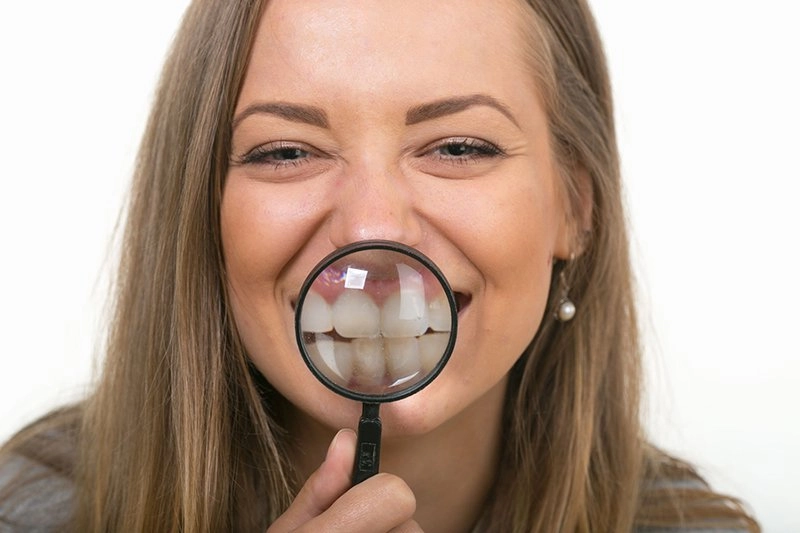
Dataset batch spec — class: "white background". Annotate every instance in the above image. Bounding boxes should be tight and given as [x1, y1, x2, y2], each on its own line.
[0, 2, 797, 531]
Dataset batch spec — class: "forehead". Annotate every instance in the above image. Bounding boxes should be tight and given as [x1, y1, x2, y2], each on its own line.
[238, 0, 540, 112]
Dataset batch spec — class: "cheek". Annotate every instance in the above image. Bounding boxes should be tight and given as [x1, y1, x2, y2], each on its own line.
[220, 177, 333, 404]
[220, 174, 341, 310]
[436, 173, 561, 378]
[222, 179, 315, 284]
[220, 177, 321, 356]
[448, 173, 560, 292]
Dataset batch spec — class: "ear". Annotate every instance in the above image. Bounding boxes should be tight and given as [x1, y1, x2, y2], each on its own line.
[554, 165, 593, 259]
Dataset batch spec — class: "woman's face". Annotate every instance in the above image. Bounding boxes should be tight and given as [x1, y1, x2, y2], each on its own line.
[222, 0, 575, 436]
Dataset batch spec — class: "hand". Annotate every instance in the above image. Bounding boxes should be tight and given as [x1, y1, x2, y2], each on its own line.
[267, 429, 422, 533]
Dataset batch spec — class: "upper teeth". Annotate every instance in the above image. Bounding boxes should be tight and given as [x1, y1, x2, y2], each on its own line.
[381, 292, 428, 337]
[300, 290, 333, 333]
[303, 289, 452, 338]
[300, 288, 454, 391]
[331, 290, 381, 337]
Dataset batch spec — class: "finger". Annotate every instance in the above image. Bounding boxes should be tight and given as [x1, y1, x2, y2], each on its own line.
[268, 428, 357, 532]
[388, 519, 424, 533]
[303, 473, 417, 533]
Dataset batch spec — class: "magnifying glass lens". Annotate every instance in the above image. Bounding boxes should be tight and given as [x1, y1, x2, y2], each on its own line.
[296, 242, 456, 402]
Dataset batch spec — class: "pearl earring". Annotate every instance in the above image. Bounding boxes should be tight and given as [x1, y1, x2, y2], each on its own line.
[556, 295, 576, 322]
[554, 261, 576, 322]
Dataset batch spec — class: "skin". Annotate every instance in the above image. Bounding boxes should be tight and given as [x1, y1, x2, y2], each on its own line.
[221, 0, 579, 530]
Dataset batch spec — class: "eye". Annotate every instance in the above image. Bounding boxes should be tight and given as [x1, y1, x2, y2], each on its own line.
[235, 142, 313, 167]
[428, 137, 504, 163]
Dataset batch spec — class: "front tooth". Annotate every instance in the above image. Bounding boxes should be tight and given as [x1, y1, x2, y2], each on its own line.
[300, 290, 332, 333]
[381, 292, 429, 337]
[351, 338, 386, 387]
[305, 334, 354, 385]
[428, 295, 452, 332]
[385, 337, 422, 386]
[418, 332, 451, 374]
[332, 290, 380, 338]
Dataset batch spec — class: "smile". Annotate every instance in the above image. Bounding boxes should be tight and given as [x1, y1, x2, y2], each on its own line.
[295, 288, 471, 391]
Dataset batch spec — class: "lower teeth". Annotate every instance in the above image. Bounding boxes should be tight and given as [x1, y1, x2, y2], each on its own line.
[304, 330, 450, 391]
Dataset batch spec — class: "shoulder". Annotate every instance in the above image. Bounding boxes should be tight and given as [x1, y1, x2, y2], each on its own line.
[635, 479, 751, 532]
[635, 448, 758, 533]
[0, 453, 74, 532]
[0, 407, 80, 532]
[636, 529, 750, 533]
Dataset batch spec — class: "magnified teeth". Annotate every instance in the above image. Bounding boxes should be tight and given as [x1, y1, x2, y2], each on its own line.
[352, 338, 386, 386]
[381, 292, 429, 337]
[300, 290, 333, 333]
[385, 337, 421, 383]
[305, 335, 354, 384]
[418, 332, 450, 373]
[428, 295, 452, 332]
[332, 290, 381, 337]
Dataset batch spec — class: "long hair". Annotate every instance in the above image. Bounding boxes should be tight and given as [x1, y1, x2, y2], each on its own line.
[0, 1, 760, 531]
[481, 2, 759, 531]
[72, 0, 292, 529]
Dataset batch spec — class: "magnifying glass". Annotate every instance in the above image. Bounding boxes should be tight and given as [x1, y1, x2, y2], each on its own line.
[294, 240, 457, 484]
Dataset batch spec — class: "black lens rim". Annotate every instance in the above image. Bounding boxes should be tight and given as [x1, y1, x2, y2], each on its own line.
[294, 240, 458, 403]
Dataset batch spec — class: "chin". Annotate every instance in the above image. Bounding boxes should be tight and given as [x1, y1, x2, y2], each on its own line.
[376, 393, 446, 438]
[283, 367, 466, 439]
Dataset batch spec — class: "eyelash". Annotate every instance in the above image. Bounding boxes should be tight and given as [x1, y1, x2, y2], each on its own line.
[425, 137, 505, 164]
[235, 141, 315, 168]
[234, 137, 505, 168]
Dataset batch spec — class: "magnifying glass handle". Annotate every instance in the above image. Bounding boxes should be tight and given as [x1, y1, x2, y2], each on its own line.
[352, 402, 382, 484]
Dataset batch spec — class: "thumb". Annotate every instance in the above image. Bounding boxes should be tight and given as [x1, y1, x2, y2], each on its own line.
[268, 428, 357, 531]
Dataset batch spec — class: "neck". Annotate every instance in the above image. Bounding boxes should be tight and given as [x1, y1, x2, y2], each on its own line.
[285, 379, 507, 533]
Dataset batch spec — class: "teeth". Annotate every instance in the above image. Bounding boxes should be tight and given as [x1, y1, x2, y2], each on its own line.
[332, 290, 381, 337]
[351, 338, 386, 386]
[418, 332, 451, 374]
[306, 332, 452, 392]
[305, 334, 354, 384]
[385, 337, 422, 386]
[381, 292, 429, 337]
[300, 290, 333, 333]
[427, 295, 452, 332]
[301, 276, 454, 364]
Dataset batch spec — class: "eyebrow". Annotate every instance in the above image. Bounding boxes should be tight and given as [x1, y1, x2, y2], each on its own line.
[405, 94, 519, 128]
[231, 102, 329, 130]
[231, 94, 518, 131]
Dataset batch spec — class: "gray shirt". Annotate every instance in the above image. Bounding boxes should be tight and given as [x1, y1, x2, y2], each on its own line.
[0, 454, 73, 532]
[0, 454, 750, 533]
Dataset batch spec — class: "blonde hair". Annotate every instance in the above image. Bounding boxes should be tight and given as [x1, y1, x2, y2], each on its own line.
[0, 1, 760, 531]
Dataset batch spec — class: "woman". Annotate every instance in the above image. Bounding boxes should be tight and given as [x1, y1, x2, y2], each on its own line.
[0, 0, 760, 531]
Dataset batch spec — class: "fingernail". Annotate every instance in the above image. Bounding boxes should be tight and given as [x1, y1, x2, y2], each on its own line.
[325, 429, 347, 461]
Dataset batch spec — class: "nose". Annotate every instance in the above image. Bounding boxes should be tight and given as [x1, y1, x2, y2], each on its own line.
[328, 163, 423, 248]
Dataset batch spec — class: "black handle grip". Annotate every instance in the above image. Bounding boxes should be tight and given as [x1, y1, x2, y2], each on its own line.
[352, 403, 382, 484]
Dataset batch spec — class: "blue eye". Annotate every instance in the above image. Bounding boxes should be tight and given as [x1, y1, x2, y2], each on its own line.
[439, 142, 481, 156]
[431, 138, 503, 162]
[237, 143, 312, 167]
[269, 147, 308, 160]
